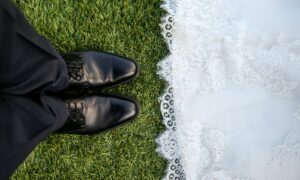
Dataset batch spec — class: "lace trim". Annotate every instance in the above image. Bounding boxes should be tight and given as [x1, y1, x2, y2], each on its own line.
[156, 0, 186, 179]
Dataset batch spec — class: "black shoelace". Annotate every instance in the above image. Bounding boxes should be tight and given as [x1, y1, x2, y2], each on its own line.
[66, 60, 84, 81]
[61, 101, 86, 131]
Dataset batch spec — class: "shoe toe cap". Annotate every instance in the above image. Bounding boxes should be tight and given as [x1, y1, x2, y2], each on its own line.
[113, 58, 139, 81]
[84, 51, 139, 86]
[85, 96, 139, 133]
[112, 97, 139, 124]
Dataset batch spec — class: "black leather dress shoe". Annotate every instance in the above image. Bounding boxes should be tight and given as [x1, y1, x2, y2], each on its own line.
[55, 95, 140, 134]
[63, 51, 140, 87]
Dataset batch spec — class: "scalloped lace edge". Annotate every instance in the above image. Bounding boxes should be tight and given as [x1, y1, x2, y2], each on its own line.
[155, 0, 186, 179]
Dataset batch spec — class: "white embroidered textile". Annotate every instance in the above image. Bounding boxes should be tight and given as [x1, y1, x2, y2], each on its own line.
[156, 0, 300, 179]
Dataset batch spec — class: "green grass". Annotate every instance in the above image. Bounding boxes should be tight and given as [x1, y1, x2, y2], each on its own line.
[11, 0, 168, 179]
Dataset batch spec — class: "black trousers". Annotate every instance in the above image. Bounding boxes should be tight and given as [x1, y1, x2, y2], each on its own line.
[0, 1, 70, 178]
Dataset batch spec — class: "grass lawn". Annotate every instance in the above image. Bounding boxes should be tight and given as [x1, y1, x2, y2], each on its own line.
[11, 0, 168, 179]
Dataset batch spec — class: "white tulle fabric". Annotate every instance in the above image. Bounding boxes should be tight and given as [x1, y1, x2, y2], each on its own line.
[156, 0, 300, 179]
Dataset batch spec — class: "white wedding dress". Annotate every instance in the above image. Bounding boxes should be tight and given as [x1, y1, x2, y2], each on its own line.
[156, 0, 300, 179]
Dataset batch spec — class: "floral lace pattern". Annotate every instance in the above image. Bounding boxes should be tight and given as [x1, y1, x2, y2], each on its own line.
[156, 0, 300, 179]
[170, 0, 300, 98]
[229, 28, 300, 98]
[177, 124, 229, 179]
[269, 134, 300, 167]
